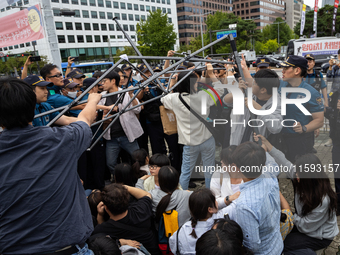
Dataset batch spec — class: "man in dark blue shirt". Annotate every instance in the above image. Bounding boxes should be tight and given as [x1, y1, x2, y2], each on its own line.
[24, 75, 77, 127]
[0, 77, 102, 254]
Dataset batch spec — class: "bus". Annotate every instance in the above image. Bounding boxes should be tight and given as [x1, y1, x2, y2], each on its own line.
[61, 61, 114, 77]
[286, 37, 340, 69]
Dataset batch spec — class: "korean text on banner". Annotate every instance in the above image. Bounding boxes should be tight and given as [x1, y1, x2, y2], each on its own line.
[333, 0, 339, 33]
[300, 4, 306, 36]
[313, 0, 318, 32]
[0, 4, 45, 49]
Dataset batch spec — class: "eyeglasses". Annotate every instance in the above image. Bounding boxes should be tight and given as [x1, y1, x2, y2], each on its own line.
[48, 73, 63, 78]
[149, 165, 158, 170]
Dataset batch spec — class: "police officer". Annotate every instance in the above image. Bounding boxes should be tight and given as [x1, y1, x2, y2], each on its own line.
[121, 64, 138, 87]
[23, 75, 76, 126]
[305, 54, 328, 107]
[67, 68, 86, 91]
[279, 55, 324, 162]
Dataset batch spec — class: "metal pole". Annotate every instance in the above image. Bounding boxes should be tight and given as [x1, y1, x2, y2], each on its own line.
[200, 16, 204, 58]
[32, 42, 40, 72]
[209, 29, 213, 55]
[278, 23, 280, 45]
[107, 37, 113, 63]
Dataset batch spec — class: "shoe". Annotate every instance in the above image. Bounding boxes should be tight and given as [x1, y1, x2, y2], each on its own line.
[312, 148, 317, 153]
[189, 181, 197, 189]
[324, 139, 333, 147]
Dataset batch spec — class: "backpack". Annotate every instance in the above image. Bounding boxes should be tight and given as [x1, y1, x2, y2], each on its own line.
[158, 206, 179, 255]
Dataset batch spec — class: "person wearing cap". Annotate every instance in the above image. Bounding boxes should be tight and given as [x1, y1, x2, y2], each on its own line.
[304, 54, 328, 107]
[253, 57, 270, 75]
[23, 75, 77, 127]
[40, 64, 85, 117]
[326, 49, 340, 93]
[121, 63, 138, 87]
[279, 55, 324, 162]
[62, 78, 80, 100]
[67, 68, 86, 90]
[0, 76, 102, 255]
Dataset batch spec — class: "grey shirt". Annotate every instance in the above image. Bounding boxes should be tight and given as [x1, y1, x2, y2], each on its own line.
[269, 147, 339, 240]
[149, 189, 192, 227]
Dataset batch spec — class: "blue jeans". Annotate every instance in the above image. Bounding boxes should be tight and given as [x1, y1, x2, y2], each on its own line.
[106, 136, 139, 175]
[180, 136, 215, 190]
[71, 243, 94, 255]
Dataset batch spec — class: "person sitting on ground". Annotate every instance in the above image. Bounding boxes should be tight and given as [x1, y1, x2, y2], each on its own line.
[131, 148, 150, 177]
[114, 163, 137, 187]
[150, 166, 192, 228]
[91, 183, 160, 255]
[210, 146, 241, 209]
[0, 77, 102, 254]
[279, 191, 294, 241]
[88, 189, 109, 227]
[254, 134, 339, 252]
[23, 75, 77, 126]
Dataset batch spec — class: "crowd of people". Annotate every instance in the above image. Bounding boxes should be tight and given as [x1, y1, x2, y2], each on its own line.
[0, 49, 340, 255]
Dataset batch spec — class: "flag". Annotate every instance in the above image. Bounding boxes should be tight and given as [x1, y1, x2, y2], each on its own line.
[313, 0, 319, 32]
[300, 4, 306, 36]
[333, 0, 339, 33]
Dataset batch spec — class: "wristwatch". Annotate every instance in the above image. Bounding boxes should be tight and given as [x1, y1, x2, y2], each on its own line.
[225, 195, 230, 203]
[302, 125, 307, 133]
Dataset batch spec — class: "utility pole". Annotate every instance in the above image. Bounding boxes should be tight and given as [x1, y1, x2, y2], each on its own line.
[272, 21, 285, 51]
[107, 37, 113, 63]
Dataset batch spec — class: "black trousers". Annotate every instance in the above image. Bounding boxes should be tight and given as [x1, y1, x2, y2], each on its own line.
[282, 132, 314, 163]
[283, 226, 333, 252]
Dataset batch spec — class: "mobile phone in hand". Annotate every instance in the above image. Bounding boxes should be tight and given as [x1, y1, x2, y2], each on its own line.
[71, 56, 79, 62]
[30, 56, 41, 62]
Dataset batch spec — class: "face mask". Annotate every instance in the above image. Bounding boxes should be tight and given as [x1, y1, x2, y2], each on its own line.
[67, 91, 77, 99]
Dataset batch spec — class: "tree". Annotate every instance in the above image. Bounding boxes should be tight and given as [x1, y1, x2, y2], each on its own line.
[268, 17, 293, 46]
[114, 46, 136, 62]
[255, 41, 268, 54]
[264, 39, 279, 53]
[294, 5, 340, 37]
[136, 9, 177, 56]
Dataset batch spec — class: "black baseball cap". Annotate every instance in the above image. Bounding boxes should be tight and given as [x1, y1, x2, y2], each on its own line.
[67, 68, 86, 79]
[304, 54, 315, 60]
[178, 61, 189, 70]
[23, 75, 53, 87]
[62, 78, 79, 89]
[255, 57, 270, 68]
[153, 66, 162, 72]
[137, 63, 149, 73]
[121, 64, 133, 70]
[280, 55, 308, 70]
[83, 78, 99, 90]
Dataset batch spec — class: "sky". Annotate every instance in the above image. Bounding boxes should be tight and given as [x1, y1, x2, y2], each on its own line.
[303, 0, 323, 8]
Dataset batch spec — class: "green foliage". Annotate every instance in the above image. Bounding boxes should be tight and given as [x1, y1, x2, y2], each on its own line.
[267, 17, 293, 46]
[0, 54, 49, 75]
[294, 5, 340, 37]
[255, 41, 268, 54]
[136, 9, 177, 56]
[114, 46, 136, 62]
[264, 39, 279, 53]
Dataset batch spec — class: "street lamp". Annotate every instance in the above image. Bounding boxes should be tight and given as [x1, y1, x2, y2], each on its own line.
[272, 21, 286, 46]
[190, 11, 213, 58]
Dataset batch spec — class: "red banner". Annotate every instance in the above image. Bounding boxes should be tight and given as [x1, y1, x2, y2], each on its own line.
[333, 0, 339, 33]
[0, 4, 45, 48]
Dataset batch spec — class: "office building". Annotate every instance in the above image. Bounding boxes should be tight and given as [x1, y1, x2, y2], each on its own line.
[285, 0, 302, 30]
[0, 0, 179, 63]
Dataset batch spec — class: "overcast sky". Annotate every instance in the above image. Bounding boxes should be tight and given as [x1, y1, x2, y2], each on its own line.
[303, 0, 323, 8]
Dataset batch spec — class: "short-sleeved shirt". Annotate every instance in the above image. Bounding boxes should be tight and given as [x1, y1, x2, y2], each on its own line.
[47, 85, 81, 117]
[33, 102, 60, 127]
[0, 122, 93, 254]
[127, 78, 138, 88]
[279, 80, 324, 133]
[304, 69, 327, 92]
[92, 196, 160, 255]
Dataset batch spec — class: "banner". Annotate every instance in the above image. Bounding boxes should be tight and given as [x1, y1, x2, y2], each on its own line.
[300, 4, 306, 36]
[333, 0, 339, 33]
[0, 0, 20, 10]
[313, 0, 318, 32]
[0, 4, 45, 49]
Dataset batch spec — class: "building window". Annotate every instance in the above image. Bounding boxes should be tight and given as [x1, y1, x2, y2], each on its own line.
[103, 35, 108, 42]
[141, 15, 145, 20]
[120, 2, 125, 8]
[62, 0, 69, 3]
[140, 5, 144, 11]
[65, 22, 73, 30]
[99, 11, 105, 19]
[127, 3, 132, 9]
[74, 10, 80, 17]
[8, 46, 13, 50]
[129, 14, 133, 20]
[52, 0, 59, 2]
[115, 13, 120, 19]
[110, 35, 115, 38]
[91, 11, 98, 18]
[162, 7, 166, 13]
[53, 9, 61, 16]
[123, 24, 128, 31]
[117, 35, 122, 39]
[82, 10, 89, 17]
[24, 0, 29, 4]
[14, 45, 19, 49]
[86, 35, 93, 42]
[168, 17, 172, 23]
[109, 24, 115, 30]
[77, 35, 84, 43]
[75, 22, 82, 30]
[84, 23, 91, 30]
[93, 23, 99, 30]
[89, 0, 96, 6]
[167, 0, 170, 4]
[101, 23, 107, 30]
[107, 12, 113, 19]
[81, 0, 87, 5]
[146, 5, 150, 11]
[152, 6, 155, 11]
[72, 0, 78, 4]
[122, 13, 127, 20]
[134, 4, 138, 10]
[116, 24, 121, 30]
[113, 1, 118, 8]
[95, 35, 101, 42]
[98, 0, 104, 6]
[130, 25, 135, 31]
[106, 0, 111, 7]
[55, 22, 63, 30]
[68, 35, 75, 43]
[167, 8, 171, 13]
[135, 14, 140, 21]
[58, 35, 66, 43]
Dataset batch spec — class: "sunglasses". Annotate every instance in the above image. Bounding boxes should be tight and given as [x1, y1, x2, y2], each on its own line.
[48, 73, 63, 78]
